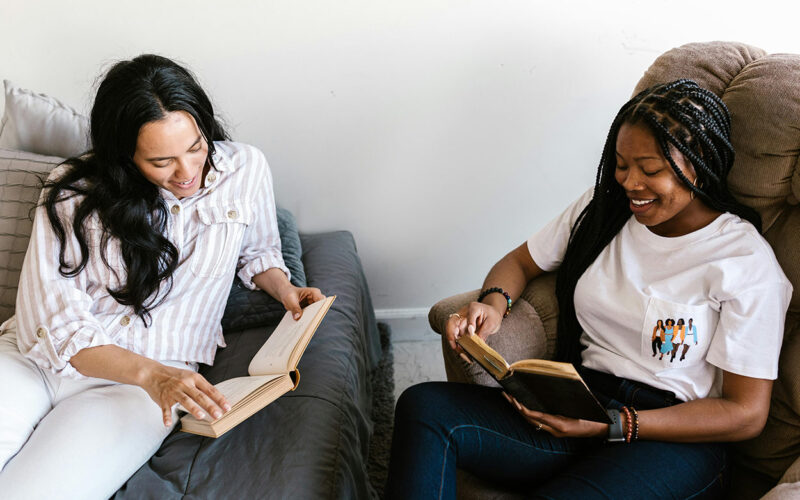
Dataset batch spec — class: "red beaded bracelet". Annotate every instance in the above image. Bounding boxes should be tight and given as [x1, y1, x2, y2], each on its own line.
[478, 287, 512, 318]
[621, 406, 633, 444]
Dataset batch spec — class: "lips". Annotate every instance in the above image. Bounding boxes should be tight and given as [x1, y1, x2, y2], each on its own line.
[629, 198, 656, 214]
[171, 175, 197, 190]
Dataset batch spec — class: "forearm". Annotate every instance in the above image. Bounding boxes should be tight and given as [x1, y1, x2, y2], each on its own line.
[626, 372, 773, 443]
[480, 243, 543, 316]
[637, 395, 768, 442]
[71, 342, 230, 426]
[251, 267, 293, 301]
[69, 344, 159, 387]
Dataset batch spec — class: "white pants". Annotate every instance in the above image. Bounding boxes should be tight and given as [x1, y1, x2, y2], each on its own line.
[0, 320, 188, 500]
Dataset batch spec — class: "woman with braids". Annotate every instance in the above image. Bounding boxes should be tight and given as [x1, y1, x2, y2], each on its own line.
[651, 318, 665, 356]
[0, 55, 323, 499]
[386, 80, 792, 499]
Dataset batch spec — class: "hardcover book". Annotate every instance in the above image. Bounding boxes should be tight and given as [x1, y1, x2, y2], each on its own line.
[457, 333, 611, 424]
[179, 295, 336, 438]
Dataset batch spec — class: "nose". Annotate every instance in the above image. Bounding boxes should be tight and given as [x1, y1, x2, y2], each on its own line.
[174, 157, 194, 180]
[618, 168, 644, 191]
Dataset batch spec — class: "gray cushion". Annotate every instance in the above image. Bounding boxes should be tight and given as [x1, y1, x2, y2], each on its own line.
[0, 148, 62, 324]
[276, 206, 306, 287]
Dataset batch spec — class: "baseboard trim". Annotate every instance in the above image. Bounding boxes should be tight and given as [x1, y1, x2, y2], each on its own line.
[374, 308, 430, 320]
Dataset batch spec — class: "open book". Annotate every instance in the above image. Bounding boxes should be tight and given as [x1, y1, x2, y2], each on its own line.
[179, 295, 336, 438]
[457, 333, 611, 424]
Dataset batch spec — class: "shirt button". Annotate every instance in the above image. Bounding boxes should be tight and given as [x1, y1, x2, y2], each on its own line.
[36, 327, 47, 338]
[207, 173, 217, 183]
[120, 316, 131, 327]
[227, 210, 238, 219]
[171, 205, 181, 214]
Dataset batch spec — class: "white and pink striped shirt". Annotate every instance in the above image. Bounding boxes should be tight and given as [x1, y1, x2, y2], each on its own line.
[11, 141, 288, 378]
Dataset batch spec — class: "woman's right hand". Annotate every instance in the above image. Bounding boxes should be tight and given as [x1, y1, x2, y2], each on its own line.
[445, 301, 504, 353]
[140, 362, 231, 427]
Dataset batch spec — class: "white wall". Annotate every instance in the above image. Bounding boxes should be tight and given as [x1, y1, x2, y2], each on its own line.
[2, 1, 800, 316]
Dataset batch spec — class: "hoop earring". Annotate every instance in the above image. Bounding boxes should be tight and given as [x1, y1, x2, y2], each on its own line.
[690, 177, 702, 200]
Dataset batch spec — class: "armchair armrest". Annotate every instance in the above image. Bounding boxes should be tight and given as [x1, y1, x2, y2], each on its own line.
[762, 457, 800, 500]
[428, 273, 559, 387]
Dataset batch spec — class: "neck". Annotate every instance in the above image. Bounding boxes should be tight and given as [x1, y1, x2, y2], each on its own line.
[649, 199, 722, 237]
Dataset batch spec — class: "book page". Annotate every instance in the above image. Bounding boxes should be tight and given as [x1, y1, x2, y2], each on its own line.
[511, 359, 581, 379]
[178, 374, 281, 421]
[216, 374, 283, 407]
[457, 333, 510, 380]
[248, 296, 335, 376]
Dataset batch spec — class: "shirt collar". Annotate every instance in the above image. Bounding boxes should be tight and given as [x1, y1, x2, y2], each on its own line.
[210, 142, 234, 173]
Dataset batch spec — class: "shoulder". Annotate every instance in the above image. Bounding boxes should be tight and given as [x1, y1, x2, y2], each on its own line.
[42, 162, 89, 216]
[554, 186, 596, 225]
[712, 214, 791, 292]
[213, 141, 269, 172]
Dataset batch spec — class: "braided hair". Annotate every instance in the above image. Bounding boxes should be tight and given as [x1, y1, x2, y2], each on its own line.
[553, 79, 760, 364]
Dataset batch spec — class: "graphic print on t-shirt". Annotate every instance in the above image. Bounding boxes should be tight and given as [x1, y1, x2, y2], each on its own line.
[641, 297, 711, 367]
[649, 317, 700, 362]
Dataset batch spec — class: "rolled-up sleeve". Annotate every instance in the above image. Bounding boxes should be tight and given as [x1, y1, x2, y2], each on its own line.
[15, 199, 116, 379]
[235, 147, 290, 290]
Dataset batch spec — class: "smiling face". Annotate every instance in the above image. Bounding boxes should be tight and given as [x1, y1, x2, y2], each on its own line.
[132, 110, 209, 199]
[614, 121, 717, 237]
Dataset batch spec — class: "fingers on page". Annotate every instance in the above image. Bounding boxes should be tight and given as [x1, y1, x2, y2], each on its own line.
[163, 407, 173, 426]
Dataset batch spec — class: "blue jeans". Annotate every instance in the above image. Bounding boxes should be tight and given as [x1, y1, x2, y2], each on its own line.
[386, 371, 727, 499]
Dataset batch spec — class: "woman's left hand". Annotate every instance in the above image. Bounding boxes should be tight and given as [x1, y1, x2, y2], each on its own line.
[279, 285, 325, 320]
[502, 392, 608, 438]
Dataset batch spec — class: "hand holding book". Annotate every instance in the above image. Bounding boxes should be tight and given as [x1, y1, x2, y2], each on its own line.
[445, 301, 504, 354]
[456, 333, 611, 425]
[178, 295, 336, 438]
[502, 391, 611, 438]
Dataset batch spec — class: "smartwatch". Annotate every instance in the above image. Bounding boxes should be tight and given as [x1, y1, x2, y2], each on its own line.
[606, 409, 625, 443]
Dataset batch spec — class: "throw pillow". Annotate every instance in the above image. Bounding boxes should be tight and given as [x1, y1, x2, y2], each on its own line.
[0, 148, 64, 323]
[0, 80, 91, 158]
[221, 207, 306, 332]
[276, 206, 307, 288]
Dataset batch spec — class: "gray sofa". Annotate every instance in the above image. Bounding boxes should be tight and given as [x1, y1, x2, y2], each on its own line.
[0, 148, 382, 498]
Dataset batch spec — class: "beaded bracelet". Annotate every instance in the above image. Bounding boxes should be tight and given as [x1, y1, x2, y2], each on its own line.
[477, 287, 512, 318]
[620, 406, 633, 443]
[629, 406, 640, 442]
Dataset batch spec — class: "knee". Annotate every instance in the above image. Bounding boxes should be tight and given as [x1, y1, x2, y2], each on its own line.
[394, 382, 447, 425]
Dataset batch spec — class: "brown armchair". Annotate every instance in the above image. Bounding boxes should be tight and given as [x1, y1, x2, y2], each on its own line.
[428, 41, 800, 500]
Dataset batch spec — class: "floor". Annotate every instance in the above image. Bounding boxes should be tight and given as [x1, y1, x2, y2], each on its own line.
[382, 316, 448, 403]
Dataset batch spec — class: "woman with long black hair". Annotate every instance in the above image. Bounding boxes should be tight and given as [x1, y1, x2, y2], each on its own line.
[0, 54, 323, 499]
[387, 80, 792, 498]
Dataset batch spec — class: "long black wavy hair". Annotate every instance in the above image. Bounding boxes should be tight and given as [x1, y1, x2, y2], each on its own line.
[44, 54, 229, 324]
[554, 79, 761, 364]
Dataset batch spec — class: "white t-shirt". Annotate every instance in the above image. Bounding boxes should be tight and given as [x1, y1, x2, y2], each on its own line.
[527, 188, 793, 402]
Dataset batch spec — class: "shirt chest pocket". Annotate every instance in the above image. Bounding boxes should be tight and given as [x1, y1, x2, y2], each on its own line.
[191, 202, 254, 278]
[641, 296, 718, 367]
